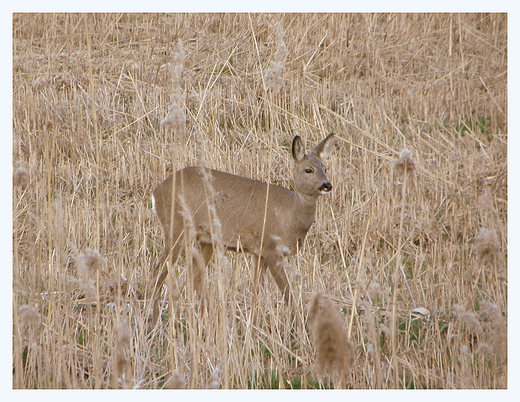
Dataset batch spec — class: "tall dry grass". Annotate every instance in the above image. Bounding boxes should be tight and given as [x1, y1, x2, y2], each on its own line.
[12, 13, 507, 389]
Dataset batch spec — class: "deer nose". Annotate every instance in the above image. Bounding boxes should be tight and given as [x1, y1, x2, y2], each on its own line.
[319, 182, 333, 193]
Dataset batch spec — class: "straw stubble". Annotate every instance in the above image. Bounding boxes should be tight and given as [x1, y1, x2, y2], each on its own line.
[12, 13, 507, 389]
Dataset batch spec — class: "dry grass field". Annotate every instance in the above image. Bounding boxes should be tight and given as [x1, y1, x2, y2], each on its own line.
[12, 13, 507, 389]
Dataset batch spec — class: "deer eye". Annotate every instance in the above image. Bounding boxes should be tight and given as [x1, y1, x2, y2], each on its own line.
[304, 168, 313, 174]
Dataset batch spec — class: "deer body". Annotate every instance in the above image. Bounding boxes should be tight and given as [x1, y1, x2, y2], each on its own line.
[150, 134, 334, 322]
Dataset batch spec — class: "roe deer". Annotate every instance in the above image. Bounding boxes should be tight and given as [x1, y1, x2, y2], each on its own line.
[150, 134, 335, 323]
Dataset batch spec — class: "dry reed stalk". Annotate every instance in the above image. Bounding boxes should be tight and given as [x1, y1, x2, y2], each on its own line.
[390, 148, 417, 388]
[199, 167, 232, 388]
[359, 299, 383, 388]
[83, 17, 101, 254]
[348, 209, 371, 340]
[176, 195, 203, 389]
[12, 13, 507, 389]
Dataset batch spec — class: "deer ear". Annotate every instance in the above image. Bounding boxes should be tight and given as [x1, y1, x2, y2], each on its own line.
[292, 136, 305, 162]
[312, 133, 335, 160]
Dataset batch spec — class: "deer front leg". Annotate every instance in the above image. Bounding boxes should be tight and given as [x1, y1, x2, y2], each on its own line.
[262, 252, 305, 335]
[262, 252, 292, 305]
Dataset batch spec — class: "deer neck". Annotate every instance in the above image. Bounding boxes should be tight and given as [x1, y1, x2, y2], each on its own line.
[294, 192, 318, 230]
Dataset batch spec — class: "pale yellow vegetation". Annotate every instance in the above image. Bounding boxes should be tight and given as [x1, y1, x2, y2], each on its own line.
[12, 13, 506, 389]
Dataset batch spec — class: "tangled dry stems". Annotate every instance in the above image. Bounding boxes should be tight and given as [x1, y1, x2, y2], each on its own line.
[12, 13, 507, 389]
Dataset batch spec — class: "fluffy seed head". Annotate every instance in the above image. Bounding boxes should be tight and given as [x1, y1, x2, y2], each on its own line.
[264, 22, 288, 93]
[114, 319, 132, 377]
[161, 39, 187, 139]
[164, 371, 185, 389]
[76, 248, 105, 279]
[482, 302, 507, 359]
[13, 162, 30, 187]
[393, 149, 417, 175]
[453, 304, 483, 336]
[308, 293, 354, 376]
[116, 319, 131, 348]
[18, 305, 41, 327]
[473, 228, 500, 263]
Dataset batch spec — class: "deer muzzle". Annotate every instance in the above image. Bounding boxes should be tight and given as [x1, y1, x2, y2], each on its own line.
[319, 182, 333, 194]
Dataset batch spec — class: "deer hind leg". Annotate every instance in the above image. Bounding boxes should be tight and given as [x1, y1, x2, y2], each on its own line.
[190, 242, 213, 313]
[150, 240, 182, 326]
